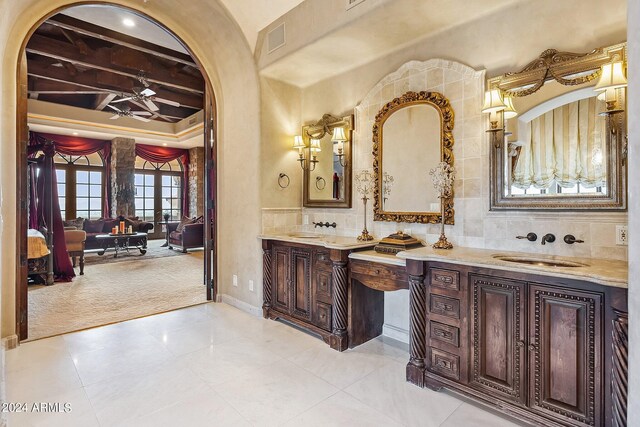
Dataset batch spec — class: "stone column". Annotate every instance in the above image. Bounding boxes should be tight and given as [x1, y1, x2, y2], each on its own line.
[110, 137, 136, 218]
[188, 146, 205, 217]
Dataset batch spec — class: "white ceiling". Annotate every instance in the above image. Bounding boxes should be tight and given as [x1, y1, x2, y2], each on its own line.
[218, 0, 306, 50]
[261, 0, 521, 87]
[61, 4, 189, 53]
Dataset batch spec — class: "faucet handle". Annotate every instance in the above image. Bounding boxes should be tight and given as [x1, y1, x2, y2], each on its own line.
[516, 233, 537, 242]
[563, 234, 584, 244]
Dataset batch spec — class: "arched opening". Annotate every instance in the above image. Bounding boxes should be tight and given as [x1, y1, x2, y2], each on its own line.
[16, 2, 218, 341]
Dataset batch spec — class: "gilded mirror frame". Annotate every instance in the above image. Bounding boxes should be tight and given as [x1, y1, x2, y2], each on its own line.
[489, 42, 627, 211]
[373, 91, 455, 224]
[302, 114, 353, 208]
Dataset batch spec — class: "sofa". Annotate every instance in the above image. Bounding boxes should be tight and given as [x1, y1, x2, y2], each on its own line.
[167, 216, 204, 253]
[64, 216, 154, 250]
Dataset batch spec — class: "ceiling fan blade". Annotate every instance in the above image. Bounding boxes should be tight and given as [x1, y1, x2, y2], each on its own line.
[133, 111, 153, 116]
[111, 97, 133, 104]
[131, 114, 151, 122]
[141, 88, 156, 97]
[107, 104, 122, 112]
[109, 114, 120, 120]
[142, 98, 160, 112]
[154, 97, 181, 108]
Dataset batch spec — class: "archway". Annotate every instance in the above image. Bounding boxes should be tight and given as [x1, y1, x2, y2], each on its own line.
[15, 2, 218, 341]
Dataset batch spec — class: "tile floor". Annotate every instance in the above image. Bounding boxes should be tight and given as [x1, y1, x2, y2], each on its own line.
[5, 303, 526, 426]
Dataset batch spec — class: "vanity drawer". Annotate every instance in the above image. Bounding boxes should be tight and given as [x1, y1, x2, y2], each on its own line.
[430, 294, 460, 319]
[430, 321, 460, 348]
[430, 348, 460, 380]
[314, 250, 332, 271]
[430, 268, 460, 291]
[314, 302, 332, 332]
[349, 260, 408, 291]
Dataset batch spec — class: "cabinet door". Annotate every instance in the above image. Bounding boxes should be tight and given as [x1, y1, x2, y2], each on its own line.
[470, 275, 526, 404]
[290, 248, 312, 322]
[528, 285, 601, 426]
[271, 246, 290, 314]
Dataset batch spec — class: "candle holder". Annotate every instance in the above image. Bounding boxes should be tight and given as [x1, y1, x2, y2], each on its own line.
[355, 169, 375, 241]
[429, 162, 455, 249]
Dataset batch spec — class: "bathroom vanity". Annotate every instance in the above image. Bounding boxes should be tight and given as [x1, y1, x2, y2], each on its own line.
[398, 247, 628, 427]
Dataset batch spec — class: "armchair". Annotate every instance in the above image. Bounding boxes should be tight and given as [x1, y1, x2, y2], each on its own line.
[168, 221, 204, 253]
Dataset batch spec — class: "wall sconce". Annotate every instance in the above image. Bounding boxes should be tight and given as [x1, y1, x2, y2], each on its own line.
[292, 135, 320, 171]
[594, 60, 627, 115]
[331, 127, 348, 167]
[482, 88, 506, 131]
[293, 135, 306, 169]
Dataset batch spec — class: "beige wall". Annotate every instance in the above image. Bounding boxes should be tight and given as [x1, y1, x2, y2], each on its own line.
[0, 0, 263, 338]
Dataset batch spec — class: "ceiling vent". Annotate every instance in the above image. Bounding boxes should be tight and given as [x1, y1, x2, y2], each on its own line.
[188, 116, 197, 125]
[346, 0, 366, 10]
[267, 23, 286, 54]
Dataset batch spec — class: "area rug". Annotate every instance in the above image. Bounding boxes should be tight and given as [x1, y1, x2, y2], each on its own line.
[83, 240, 194, 266]
[27, 241, 207, 341]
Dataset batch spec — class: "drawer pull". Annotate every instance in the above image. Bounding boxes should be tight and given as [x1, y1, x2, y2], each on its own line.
[516, 341, 525, 348]
[433, 329, 452, 339]
[437, 360, 450, 368]
[528, 344, 539, 352]
[434, 274, 453, 284]
[435, 301, 453, 311]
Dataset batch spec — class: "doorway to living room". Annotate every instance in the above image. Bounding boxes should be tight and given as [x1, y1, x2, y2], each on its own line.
[17, 3, 217, 341]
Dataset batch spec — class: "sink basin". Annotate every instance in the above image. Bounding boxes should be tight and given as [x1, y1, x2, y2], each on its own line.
[492, 255, 588, 268]
[288, 233, 322, 239]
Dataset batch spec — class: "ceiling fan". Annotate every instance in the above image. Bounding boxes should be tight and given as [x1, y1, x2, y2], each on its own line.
[107, 104, 152, 122]
[110, 73, 181, 112]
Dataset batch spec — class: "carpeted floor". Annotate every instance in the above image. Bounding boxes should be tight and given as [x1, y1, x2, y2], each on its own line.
[27, 240, 208, 341]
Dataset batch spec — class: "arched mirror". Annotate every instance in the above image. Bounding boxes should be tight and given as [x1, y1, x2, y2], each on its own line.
[373, 91, 454, 223]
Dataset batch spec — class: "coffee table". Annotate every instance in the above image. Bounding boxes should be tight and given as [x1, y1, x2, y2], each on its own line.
[95, 232, 148, 258]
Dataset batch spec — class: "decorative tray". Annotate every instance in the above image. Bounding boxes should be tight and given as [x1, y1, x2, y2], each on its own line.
[374, 231, 424, 254]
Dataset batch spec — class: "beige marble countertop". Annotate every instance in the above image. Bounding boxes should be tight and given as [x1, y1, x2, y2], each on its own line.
[349, 250, 406, 267]
[259, 233, 379, 250]
[397, 246, 628, 289]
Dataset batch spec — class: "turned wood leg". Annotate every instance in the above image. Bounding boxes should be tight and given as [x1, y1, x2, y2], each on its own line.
[407, 272, 427, 387]
[79, 253, 84, 275]
[262, 245, 272, 318]
[612, 310, 628, 426]
[330, 250, 349, 351]
[72, 255, 77, 267]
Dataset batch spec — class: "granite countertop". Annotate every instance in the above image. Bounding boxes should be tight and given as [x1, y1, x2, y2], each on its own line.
[259, 233, 379, 250]
[397, 246, 628, 289]
[349, 250, 406, 267]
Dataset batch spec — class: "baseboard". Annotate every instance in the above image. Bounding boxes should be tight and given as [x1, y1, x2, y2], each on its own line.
[218, 294, 262, 317]
[1, 335, 18, 350]
[382, 323, 409, 344]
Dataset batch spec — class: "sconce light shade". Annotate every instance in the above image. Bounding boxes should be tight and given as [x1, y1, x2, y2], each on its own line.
[502, 96, 518, 119]
[293, 135, 305, 149]
[310, 139, 321, 152]
[331, 127, 347, 142]
[594, 61, 627, 91]
[481, 89, 506, 113]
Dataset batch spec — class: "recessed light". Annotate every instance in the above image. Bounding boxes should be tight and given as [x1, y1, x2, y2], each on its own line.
[122, 18, 135, 27]
[163, 143, 167, 146]
[72, 132, 79, 136]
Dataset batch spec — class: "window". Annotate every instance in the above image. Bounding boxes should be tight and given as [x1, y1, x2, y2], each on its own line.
[54, 153, 104, 220]
[134, 157, 183, 228]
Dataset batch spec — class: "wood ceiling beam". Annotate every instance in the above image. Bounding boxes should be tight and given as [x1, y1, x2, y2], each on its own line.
[47, 14, 196, 67]
[26, 34, 203, 93]
[28, 60, 203, 110]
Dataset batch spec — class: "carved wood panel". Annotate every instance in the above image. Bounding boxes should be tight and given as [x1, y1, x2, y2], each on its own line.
[612, 310, 628, 427]
[470, 275, 526, 404]
[272, 246, 290, 314]
[290, 248, 312, 322]
[529, 285, 601, 426]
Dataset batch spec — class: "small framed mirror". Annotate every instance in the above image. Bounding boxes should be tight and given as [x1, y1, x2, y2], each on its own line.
[302, 114, 353, 208]
[489, 43, 627, 210]
[373, 91, 454, 223]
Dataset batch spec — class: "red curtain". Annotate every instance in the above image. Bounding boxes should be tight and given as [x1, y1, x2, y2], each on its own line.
[29, 132, 112, 217]
[135, 143, 190, 217]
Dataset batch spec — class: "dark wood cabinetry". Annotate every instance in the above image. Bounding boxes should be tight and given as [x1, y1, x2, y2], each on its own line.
[262, 240, 357, 350]
[407, 260, 628, 427]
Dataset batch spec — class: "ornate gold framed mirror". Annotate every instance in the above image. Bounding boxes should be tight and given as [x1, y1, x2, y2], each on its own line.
[302, 114, 353, 208]
[488, 42, 627, 211]
[373, 91, 454, 224]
